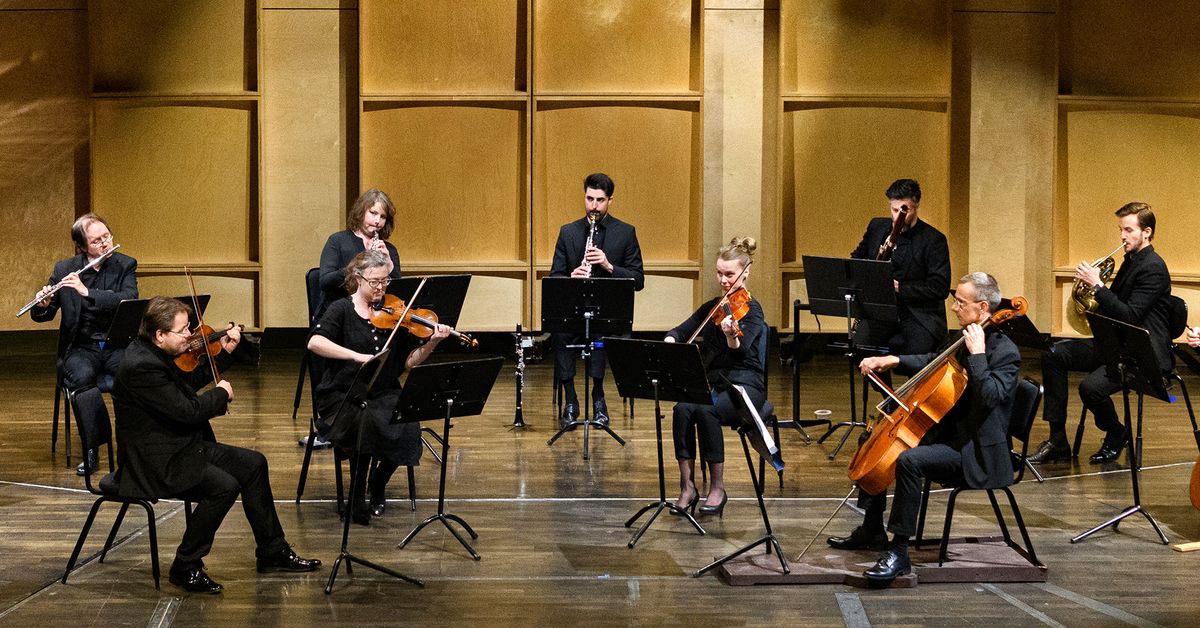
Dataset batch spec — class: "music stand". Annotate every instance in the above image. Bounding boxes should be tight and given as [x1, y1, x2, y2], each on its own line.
[695, 378, 789, 577]
[1071, 313, 1172, 545]
[802, 256, 897, 458]
[103, 295, 211, 350]
[604, 338, 711, 548]
[324, 348, 425, 593]
[397, 356, 504, 561]
[542, 277, 635, 459]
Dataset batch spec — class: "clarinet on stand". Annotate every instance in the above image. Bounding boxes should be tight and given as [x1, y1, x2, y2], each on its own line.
[511, 323, 527, 428]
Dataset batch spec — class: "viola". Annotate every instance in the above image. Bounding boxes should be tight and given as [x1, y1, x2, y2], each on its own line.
[370, 294, 478, 347]
[174, 322, 243, 372]
[847, 296, 1028, 495]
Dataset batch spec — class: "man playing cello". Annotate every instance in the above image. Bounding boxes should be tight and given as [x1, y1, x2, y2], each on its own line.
[827, 272, 1021, 584]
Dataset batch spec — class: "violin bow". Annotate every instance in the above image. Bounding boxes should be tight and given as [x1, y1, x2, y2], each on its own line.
[184, 267, 221, 388]
[685, 260, 752, 344]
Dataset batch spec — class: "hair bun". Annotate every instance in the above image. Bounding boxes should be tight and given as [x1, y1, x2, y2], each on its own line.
[730, 236, 757, 256]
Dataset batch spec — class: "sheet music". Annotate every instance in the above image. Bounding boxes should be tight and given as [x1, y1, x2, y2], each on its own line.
[731, 384, 784, 472]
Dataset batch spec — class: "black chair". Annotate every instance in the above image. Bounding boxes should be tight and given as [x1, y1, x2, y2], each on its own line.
[291, 267, 324, 421]
[913, 376, 1044, 567]
[51, 365, 73, 468]
[61, 388, 191, 589]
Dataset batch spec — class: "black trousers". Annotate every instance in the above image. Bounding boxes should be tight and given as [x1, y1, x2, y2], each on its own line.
[859, 443, 963, 537]
[1041, 339, 1126, 437]
[554, 333, 607, 384]
[172, 441, 288, 572]
[672, 385, 766, 465]
[62, 344, 124, 392]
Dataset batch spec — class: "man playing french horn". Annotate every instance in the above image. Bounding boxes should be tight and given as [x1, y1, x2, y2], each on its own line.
[548, 173, 644, 428]
[1029, 202, 1175, 464]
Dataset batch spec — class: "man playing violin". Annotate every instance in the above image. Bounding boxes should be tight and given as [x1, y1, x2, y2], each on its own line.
[850, 179, 951, 358]
[1029, 202, 1173, 464]
[549, 172, 644, 428]
[828, 272, 1020, 584]
[32, 213, 137, 474]
[113, 297, 320, 594]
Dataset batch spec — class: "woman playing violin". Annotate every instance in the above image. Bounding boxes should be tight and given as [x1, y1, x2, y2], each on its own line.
[827, 272, 1020, 584]
[664, 237, 765, 518]
[307, 250, 450, 524]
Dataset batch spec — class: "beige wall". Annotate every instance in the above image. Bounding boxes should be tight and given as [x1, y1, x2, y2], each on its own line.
[4, 1, 1200, 338]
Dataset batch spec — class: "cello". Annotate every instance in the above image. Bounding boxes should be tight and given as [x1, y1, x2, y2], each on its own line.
[847, 296, 1028, 495]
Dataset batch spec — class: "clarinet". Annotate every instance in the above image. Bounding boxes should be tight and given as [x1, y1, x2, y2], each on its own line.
[512, 323, 526, 427]
[580, 213, 598, 277]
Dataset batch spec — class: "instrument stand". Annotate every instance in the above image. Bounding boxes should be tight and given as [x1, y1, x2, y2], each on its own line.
[542, 277, 635, 460]
[607, 338, 715, 548]
[1071, 313, 1172, 545]
[801, 256, 897, 459]
[396, 357, 504, 561]
[695, 428, 789, 577]
[325, 349, 424, 593]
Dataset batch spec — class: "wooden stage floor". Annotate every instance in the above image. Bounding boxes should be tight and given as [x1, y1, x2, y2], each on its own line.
[1, 333, 1198, 626]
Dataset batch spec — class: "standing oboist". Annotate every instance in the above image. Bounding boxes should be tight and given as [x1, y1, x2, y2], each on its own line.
[549, 173, 645, 429]
[664, 237, 766, 519]
[850, 179, 951, 358]
[1029, 202, 1174, 464]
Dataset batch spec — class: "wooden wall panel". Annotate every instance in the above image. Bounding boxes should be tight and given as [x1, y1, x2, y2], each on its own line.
[90, 0, 254, 93]
[361, 103, 526, 263]
[361, 0, 524, 94]
[634, 274, 699, 331]
[92, 102, 255, 264]
[137, 274, 256, 332]
[533, 0, 699, 92]
[0, 8, 89, 332]
[261, 7, 350, 328]
[780, 0, 949, 95]
[533, 104, 700, 266]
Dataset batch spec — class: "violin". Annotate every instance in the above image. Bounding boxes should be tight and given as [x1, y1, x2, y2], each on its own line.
[174, 322, 243, 372]
[707, 287, 751, 339]
[370, 294, 478, 347]
[847, 296, 1028, 495]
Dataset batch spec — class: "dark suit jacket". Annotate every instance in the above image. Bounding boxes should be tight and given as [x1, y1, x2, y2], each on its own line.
[550, 214, 645, 291]
[112, 337, 233, 499]
[30, 252, 138, 359]
[898, 329, 1020, 489]
[852, 218, 951, 341]
[318, 229, 402, 306]
[1095, 244, 1173, 370]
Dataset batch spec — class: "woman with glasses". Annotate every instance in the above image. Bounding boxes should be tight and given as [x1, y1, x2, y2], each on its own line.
[307, 250, 450, 524]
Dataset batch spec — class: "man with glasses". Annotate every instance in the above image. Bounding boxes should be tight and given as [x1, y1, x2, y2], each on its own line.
[113, 296, 321, 593]
[826, 273, 1020, 586]
[32, 213, 137, 473]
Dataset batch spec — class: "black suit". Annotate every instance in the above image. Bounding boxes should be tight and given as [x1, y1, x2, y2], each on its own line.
[113, 337, 287, 572]
[851, 218, 950, 356]
[1042, 244, 1173, 440]
[859, 329, 1020, 536]
[549, 214, 644, 389]
[31, 251, 138, 391]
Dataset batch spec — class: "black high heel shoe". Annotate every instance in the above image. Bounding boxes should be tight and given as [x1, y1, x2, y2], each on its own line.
[698, 491, 728, 518]
[669, 488, 700, 516]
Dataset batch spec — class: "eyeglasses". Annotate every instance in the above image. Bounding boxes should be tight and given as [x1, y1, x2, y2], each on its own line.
[949, 296, 983, 309]
[167, 327, 190, 337]
[357, 274, 391, 289]
[89, 233, 113, 247]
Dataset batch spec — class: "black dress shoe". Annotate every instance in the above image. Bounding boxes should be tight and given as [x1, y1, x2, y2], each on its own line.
[559, 402, 579, 429]
[1027, 439, 1072, 464]
[341, 501, 371, 526]
[864, 547, 912, 583]
[669, 488, 699, 516]
[75, 449, 100, 476]
[593, 398, 610, 427]
[1089, 435, 1129, 464]
[827, 526, 888, 551]
[371, 500, 386, 517]
[169, 567, 223, 594]
[256, 546, 322, 573]
[698, 491, 728, 518]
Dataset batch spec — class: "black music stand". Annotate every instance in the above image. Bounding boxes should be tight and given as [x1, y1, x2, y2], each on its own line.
[542, 277, 635, 459]
[104, 295, 211, 350]
[397, 356, 504, 561]
[324, 348, 424, 593]
[605, 338, 711, 548]
[695, 377, 789, 577]
[802, 256, 897, 458]
[1071, 313, 1172, 545]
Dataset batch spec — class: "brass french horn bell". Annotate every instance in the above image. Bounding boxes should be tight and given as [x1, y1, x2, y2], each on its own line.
[1066, 243, 1124, 336]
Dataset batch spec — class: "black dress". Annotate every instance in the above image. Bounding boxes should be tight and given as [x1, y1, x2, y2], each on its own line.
[311, 298, 422, 466]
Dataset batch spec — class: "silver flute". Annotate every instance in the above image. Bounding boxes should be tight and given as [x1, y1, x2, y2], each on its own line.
[17, 244, 121, 317]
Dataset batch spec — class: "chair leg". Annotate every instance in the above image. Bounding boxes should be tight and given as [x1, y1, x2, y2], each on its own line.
[1072, 406, 1088, 458]
[1170, 374, 1200, 455]
[291, 351, 309, 421]
[64, 388, 73, 468]
[52, 378, 62, 453]
[141, 501, 160, 589]
[1001, 487, 1041, 566]
[938, 489, 961, 566]
[334, 450, 345, 516]
[62, 498, 105, 583]
[100, 502, 131, 563]
[914, 479, 933, 547]
[296, 416, 318, 503]
[986, 490, 1013, 544]
[407, 465, 417, 511]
